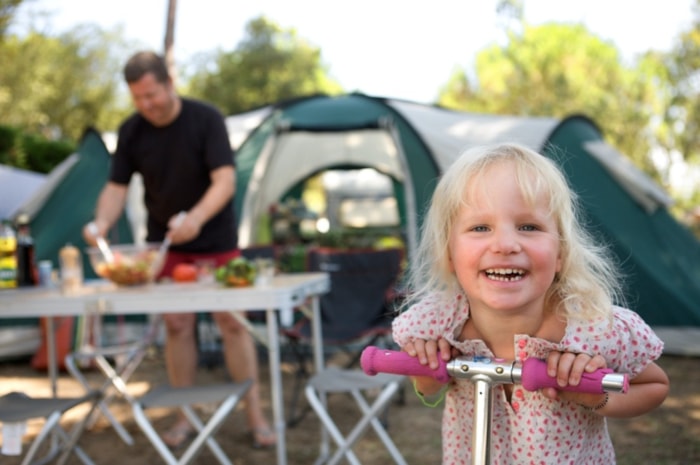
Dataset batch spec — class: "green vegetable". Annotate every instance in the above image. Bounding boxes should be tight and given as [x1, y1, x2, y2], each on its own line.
[215, 257, 256, 286]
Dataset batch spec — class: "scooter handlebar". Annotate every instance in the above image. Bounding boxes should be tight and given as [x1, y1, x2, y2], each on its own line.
[361, 346, 629, 393]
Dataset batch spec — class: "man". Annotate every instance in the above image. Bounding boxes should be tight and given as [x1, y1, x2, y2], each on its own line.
[84, 51, 275, 449]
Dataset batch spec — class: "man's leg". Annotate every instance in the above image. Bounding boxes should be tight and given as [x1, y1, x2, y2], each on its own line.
[213, 312, 276, 447]
[161, 312, 199, 447]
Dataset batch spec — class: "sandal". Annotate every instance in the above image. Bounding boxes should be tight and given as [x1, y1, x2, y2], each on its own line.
[162, 422, 196, 450]
[250, 426, 276, 449]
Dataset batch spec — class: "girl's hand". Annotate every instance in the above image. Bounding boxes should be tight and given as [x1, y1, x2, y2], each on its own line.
[402, 338, 454, 397]
[403, 338, 454, 370]
[541, 351, 609, 408]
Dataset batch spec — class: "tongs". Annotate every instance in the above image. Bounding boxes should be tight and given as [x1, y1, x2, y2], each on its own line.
[87, 222, 115, 264]
[150, 211, 187, 277]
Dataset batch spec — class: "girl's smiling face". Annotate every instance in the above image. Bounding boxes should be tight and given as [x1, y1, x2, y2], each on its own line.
[448, 161, 562, 317]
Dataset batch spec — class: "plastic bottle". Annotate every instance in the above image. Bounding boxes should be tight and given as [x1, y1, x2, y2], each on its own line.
[0, 220, 17, 289]
[15, 213, 38, 287]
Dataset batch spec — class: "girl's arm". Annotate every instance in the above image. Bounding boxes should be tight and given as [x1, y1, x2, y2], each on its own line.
[584, 361, 669, 418]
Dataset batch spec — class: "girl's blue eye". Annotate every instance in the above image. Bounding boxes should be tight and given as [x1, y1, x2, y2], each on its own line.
[472, 225, 489, 232]
[520, 224, 538, 231]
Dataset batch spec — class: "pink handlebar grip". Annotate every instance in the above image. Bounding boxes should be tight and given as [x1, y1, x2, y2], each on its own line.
[361, 346, 450, 383]
[521, 358, 629, 393]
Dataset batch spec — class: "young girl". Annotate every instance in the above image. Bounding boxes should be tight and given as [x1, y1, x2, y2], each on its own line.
[393, 143, 669, 464]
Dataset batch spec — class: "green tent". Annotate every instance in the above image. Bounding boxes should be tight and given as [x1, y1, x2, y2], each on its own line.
[228, 93, 700, 328]
[0, 128, 134, 359]
[21, 127, 133, 273]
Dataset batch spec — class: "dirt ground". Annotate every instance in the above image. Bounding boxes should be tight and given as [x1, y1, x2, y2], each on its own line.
[0, 350, 698, 465]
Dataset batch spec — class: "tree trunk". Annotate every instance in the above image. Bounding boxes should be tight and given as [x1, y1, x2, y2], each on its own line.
[164, 0, 177, 81]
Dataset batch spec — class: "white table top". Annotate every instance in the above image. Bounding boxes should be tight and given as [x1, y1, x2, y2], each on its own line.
[0, 273, 330, 324]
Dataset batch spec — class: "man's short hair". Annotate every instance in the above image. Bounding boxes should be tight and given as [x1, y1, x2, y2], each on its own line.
[123, 51, 170, 84]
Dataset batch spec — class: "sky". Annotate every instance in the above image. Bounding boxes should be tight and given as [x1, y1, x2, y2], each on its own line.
[13, 0, 697, 103]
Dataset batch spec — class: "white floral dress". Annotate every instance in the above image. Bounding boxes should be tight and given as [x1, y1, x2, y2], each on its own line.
[392, 291, 664, 465]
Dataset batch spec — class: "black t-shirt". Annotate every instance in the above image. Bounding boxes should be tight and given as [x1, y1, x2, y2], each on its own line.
[111, 98, 237, 253]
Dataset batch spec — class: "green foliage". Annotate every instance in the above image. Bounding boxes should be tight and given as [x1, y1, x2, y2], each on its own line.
[0, 124, 18, 153]
[659, 0, 700, 166]
[0, 23, 132, 142]
[0, 124, 23, 167]
[185, 16, 343, 114]
[20, 132, 75, 173]
[0, 123, 75, 173]
[438, 22, 662, 182]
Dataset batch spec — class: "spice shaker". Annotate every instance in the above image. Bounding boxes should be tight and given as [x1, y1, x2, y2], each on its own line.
[59, 243, 83, 294]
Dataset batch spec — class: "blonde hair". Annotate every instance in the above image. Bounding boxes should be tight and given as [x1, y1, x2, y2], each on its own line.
[403, 143, 622, 323]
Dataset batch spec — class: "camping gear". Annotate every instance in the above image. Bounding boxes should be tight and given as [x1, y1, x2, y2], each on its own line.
[227, 93, 700, 328]
[21, 128, 134, 277]
[305, 368, 406, 465]
[0, 389, 102, 465]
[131, 381, 252, 465]
[281, 246, 404, 427]
[64, 315, 163, 446]
[0, 271, 330, 465]
[0, 128, 136, 360]
[0, 164, 46, 220]
[361, 346, 628, 465]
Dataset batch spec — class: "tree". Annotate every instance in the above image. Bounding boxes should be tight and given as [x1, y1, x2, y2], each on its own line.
[652, 0, 700, 228]
[0, 0, 22, 38]
[0, 24, 132, 141]
[185, 16, 342, 115]
[438, 23, 661, 179]
[657, 1, 700, 167]
[163, 0, 177, 79]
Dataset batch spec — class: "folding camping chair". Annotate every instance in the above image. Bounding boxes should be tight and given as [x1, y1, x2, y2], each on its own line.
[283, 247, 407, 464]
[305, 368, 406, 465]
[130, 380, 252, 465]
[64, 314, 162, 445]
[0, 389, 101, 465]
[282, 246, 405, 426]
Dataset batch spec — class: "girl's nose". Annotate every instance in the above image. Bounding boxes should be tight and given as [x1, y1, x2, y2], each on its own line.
[490, 228, 522, 254]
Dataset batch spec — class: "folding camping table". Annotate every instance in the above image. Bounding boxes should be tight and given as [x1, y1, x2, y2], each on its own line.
[0, 272, 330, 465]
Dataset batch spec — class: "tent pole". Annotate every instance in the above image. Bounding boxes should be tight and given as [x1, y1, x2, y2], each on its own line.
[384, 119, 418, 261]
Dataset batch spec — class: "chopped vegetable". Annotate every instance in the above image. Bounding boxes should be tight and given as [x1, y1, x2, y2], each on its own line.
[215, 257, 256, 287]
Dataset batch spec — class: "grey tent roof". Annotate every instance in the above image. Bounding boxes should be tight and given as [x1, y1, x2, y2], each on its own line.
[388, 99, 560, 169]
[0, 165, 47, 219]
[224, 99, 560, 164]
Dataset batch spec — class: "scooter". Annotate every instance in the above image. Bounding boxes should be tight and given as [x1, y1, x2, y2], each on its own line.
[360, 346, 629, 465]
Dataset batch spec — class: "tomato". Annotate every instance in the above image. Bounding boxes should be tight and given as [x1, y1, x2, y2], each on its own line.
[172, 263, 199, 282]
